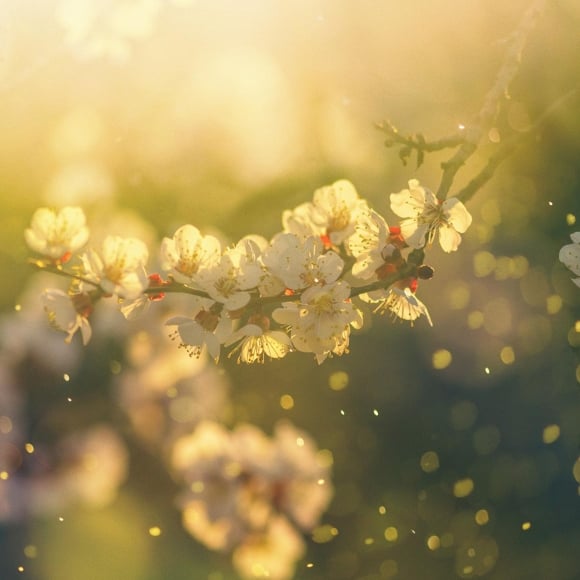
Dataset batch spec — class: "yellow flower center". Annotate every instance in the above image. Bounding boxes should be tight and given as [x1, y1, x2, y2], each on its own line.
[328, 205, 350, 233]
[214, 276, 238, 297]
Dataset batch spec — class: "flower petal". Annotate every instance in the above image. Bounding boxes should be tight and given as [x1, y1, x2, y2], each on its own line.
[559, 242, 580, 275]
[389, 181, 426, 218]
[442, 198, 473, 233]
[438, 223, 462, 253]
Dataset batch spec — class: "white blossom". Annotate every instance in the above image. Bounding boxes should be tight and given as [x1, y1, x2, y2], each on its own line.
[196, 245, 262, 311]
[347, 209, 395, 280]
[261, 233, 344, 292]
[272, 281, 363, 363]
[25, 206, 89, 261]
[559, 232, 580, 287]
[390, 179, 472, 252]
[41, 289, 92, 345]
[225, 317, 291, 364]
[371, 282, 433, 326]
[282, 179, 369, 248]
[166, 300, 233, 362]
[81, 235, 149, 299]
[160, 224, 221, 285]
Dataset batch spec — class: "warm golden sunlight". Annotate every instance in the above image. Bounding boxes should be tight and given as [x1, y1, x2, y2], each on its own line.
[1, 1, 579, 579]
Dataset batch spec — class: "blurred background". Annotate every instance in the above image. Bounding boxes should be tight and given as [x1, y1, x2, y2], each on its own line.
[0, 0, 579, 578]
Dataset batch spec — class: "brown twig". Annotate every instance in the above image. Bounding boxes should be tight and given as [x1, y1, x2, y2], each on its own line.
[376, 120, 465, 168]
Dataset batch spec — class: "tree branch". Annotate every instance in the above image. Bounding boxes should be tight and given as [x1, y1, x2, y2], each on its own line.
[436, 0, 547, 200]
[455, 83, 580, 203]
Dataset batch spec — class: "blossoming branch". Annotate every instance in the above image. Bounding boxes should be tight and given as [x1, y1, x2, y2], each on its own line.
[26, 179, 472, 364]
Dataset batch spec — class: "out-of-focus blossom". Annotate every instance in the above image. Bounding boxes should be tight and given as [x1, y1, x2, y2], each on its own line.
[56, 0, 163, 63]
[44, 162, 115, 206]
[42, 425, 128, 509]
[41, 289, 92, 345]
[171, 420, 332, 576]
[270, 420, 333, 530]
[283, 180, 369, 248]
[1, 425, 128, 520]
[232, 516, 306, 580]
[196, 245, 261, 311]
[166, 299, 233, 362]
[160, 224, 222, 285]
[225, 315, 291, 364]
[172, 421, 243, 550]
[273, 281, 363, 363]
[81, 235, 149, 299]
[559, 232, 580, 287]
[261, 233, 344, 292]
[25, 206, 89, 261]
[1, 275, 84, 373]
[117, 333, 230, 447]
[390, 179, 472, 252]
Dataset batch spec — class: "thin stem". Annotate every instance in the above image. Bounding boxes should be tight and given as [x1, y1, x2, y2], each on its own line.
[376, 120, 465, 167]
[143, 282, 212, 299]
[29, 259, 101, 288]
[32, 255, 420, 314]
[349, 265, 416, 299]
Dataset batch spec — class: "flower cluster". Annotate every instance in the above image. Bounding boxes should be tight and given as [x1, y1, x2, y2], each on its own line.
[171, 420, 333, 580]
[25, 178, 473, 363]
